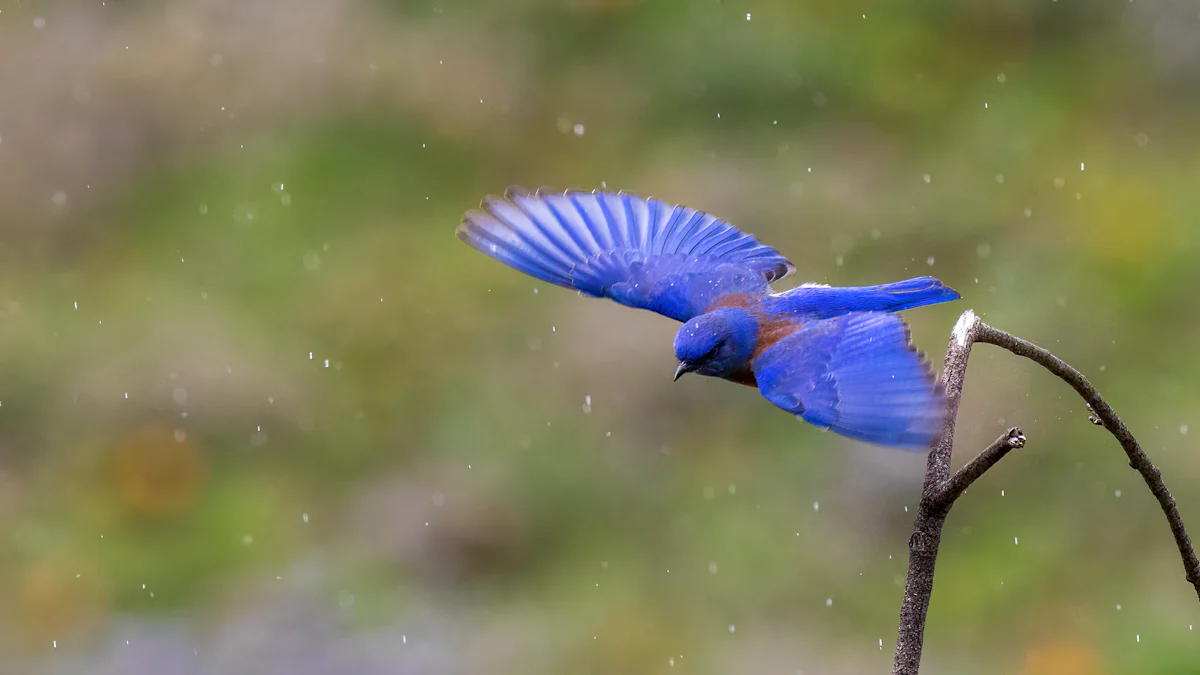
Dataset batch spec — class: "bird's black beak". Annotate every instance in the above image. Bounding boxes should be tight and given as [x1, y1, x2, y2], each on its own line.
[673, 361, 693, 382]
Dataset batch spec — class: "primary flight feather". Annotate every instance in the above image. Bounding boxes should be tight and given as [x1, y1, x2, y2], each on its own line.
[458, 188, 958, 448]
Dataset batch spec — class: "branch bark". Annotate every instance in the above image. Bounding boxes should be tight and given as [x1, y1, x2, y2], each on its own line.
[891, 310, 1200, 675]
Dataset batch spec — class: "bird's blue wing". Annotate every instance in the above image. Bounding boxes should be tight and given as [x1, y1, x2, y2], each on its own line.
[752, 312, 946, 448]
[457, 189, 794, 322]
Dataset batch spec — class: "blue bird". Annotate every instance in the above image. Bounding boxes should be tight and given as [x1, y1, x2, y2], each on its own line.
[458, 188, 959, 448]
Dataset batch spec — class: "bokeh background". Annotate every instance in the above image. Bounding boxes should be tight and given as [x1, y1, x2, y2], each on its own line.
[1, 0, 1198, 673]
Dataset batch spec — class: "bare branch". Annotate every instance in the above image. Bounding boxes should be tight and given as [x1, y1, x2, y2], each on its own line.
[931, 427, 1026, 512]
[892, 310, 1200, 675]
[892, 310, 981, 675]
[972, 322, 1200, 598]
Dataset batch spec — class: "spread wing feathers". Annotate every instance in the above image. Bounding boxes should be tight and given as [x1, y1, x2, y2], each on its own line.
[457, 189, 794, 322]
[752, 312, 946, 448]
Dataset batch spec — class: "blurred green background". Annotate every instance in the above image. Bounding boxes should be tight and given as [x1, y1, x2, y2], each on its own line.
[1, 0, 1198, 673]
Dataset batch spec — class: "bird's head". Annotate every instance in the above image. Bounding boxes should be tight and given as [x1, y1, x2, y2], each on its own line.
[673, 308, 758, 380]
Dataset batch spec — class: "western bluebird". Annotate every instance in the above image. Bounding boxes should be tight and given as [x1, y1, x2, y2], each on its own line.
[459, 188, 958, 447]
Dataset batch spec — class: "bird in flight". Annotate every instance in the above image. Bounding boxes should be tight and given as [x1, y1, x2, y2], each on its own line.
[458, 188, 958, 448]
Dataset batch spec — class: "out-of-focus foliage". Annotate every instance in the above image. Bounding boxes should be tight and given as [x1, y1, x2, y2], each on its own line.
[0, 0, 1197, 672]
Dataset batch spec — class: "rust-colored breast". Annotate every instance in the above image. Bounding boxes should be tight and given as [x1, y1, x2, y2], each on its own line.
[717, 308, 805, 389]
[751, 317, 804, 361]
[705, 293, 757, 311]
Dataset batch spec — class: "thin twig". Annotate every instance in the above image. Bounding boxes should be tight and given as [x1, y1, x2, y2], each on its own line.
[891, 310, 1200, 675]
[972, 322, 1200, 597]
[931, 427, 1026, 513]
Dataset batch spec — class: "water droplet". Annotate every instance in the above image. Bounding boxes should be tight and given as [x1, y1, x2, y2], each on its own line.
[728, 624, 736, 633]
[1115, 490, 1122, 498]
[812, 501, 819, 512]
[242, 534, 254, 545]
[825, 598, 833, 607]
[573, 124, 585, 136]
[1180, 424, 1188, 435]
[1014, 537, 1019, 545]
[926, 256, 935, 266]
[33, 16, 46, 29]
[582, 395, 592, 414]
[727, 484, 736, 495]
[922, 174, 931, 184]
[302, 513, 309, 523]
[708, 562, 718, 574]
[303, 252, 322, 271]
[745, 12, 751, 20]
[172, 388, 188, 405]
[995, 174, 1004, 184]
[997, 72, 1007, 83]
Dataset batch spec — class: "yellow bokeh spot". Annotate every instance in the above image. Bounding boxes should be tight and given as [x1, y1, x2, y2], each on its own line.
[1022, 642, 1102, 675]
[15, 558, 107, 647]
[1079, 180, 1164, 264]
[112, 425, 205, 517]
